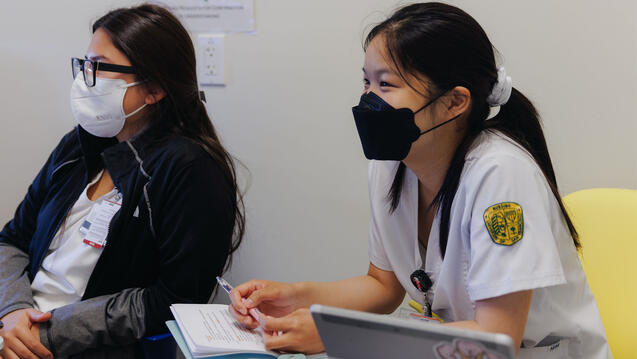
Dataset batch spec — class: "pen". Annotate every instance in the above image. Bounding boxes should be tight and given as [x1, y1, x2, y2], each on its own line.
[408, 299, 425, 314]
[408, 300, 444, 323]
[216, 276, 266, 327]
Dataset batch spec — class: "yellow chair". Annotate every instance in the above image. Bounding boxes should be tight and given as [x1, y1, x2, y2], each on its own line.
[563, 188, 637, 358]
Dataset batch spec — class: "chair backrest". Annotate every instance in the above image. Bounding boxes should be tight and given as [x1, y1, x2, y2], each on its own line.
[563, 188, 637, 358]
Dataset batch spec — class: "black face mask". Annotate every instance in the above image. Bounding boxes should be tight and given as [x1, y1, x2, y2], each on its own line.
[352, 91, 458, 160]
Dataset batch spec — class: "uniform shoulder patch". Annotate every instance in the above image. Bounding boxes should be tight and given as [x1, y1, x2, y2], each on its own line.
[483, 202, 524, 246]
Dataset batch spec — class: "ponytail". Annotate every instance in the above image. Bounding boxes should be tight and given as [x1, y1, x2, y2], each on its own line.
[486, 89, 580, 250]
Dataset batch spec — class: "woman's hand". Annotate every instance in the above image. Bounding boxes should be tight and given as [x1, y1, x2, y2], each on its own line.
[0, 308, 53, 359]
[262, 308, 324, 354]
[229, 280, 300, 329]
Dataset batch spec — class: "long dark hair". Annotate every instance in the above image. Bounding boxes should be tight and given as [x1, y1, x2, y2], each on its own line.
[366, 2, 579, 256]
[93, 4, 245, 271]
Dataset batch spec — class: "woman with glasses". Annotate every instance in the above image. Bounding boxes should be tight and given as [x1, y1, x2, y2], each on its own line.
[0, 4, 244, 358]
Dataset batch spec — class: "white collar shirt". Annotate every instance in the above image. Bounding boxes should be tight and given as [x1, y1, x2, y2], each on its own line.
[367, 131, 611, 358]
[31, 171, 120, 313]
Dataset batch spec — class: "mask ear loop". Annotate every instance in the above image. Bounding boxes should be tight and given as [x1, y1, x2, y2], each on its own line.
[413, 90, 461, 136]
[122, 80, 149, 118]
[121, 80, 144, 88]
[418, 114, 461, 136]
[124, 103, 148, 119]
[413, 91, 447, 115]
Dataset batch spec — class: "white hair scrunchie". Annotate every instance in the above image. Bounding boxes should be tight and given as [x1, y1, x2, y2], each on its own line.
[486, 66, 512, 107]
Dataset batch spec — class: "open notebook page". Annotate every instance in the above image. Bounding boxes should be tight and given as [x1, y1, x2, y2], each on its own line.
[171, 304, 273, 356]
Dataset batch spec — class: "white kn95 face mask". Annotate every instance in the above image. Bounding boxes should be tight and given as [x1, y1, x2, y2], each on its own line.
[70, 75, 147, 138]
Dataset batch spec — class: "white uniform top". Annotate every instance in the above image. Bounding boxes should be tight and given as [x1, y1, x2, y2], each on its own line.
[368, 131, 611, 358]
[31, 171, 120, 313]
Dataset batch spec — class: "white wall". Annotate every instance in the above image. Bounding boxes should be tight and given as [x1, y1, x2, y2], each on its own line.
[1, 1, 635, 299]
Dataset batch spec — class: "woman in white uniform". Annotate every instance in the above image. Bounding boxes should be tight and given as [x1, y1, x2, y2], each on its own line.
[229, 3, 610, 358]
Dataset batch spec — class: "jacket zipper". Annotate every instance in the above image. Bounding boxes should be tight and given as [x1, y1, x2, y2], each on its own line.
[34, 157, 87, 273]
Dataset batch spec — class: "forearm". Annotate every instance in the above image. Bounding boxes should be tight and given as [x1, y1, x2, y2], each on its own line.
[444, 320, 482, 331]
[38, 288, 148, 357]
[294, 273, 404, 314]
[0, 243, 35, 318]
[444, 320, 522, 355]
[444, 290, 532, 354]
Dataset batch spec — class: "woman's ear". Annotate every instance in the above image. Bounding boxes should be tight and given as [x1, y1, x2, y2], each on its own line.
[445, 86, 471, 118]
[144, 83, 166, 104]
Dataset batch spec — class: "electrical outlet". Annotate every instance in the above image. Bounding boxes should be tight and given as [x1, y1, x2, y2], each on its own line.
[198, 34, 224, 85]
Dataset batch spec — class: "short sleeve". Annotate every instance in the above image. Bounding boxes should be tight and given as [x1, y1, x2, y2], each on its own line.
[465, 153, 567, 301]
[367, 160, 394, 271]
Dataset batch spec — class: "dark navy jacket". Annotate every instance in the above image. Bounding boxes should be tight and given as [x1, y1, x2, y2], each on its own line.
[0, 125, 236, 358]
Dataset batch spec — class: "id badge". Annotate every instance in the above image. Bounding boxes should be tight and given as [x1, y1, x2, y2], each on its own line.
[80, 195, 122, 249]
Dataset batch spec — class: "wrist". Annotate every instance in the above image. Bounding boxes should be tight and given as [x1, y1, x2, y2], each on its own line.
[0, 304, 33, 321]
[292, 281, 316, 309]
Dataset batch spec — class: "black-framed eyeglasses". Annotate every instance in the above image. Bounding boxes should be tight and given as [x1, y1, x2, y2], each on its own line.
[71, 57, 136, 87]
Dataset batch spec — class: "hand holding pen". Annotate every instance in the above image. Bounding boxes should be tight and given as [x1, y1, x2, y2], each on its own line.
[223, 278, 325, 353]
[223, 278, 299, 328]
[217, 277, 267, 328]
[220, 277, 298, 336]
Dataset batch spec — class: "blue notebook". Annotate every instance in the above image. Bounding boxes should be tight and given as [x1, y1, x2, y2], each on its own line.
[166, 320, 327, 359]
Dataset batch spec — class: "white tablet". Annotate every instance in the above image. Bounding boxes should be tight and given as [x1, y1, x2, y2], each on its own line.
[310, 304, 515, 359]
